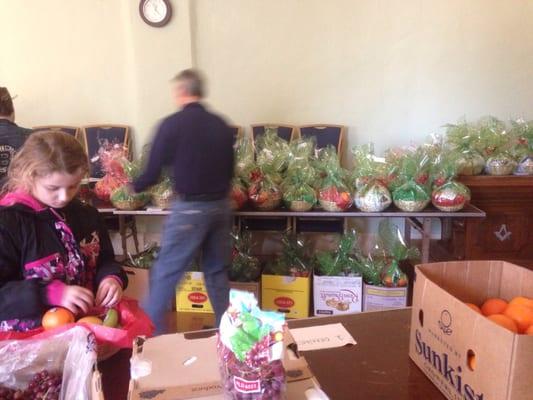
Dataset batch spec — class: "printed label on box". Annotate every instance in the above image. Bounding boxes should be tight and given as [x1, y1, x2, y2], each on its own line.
[261, 274, 310, 319]
[363, 284, 407, 311]
[176, 271, 214, 313]
[313, 275, 363, 316]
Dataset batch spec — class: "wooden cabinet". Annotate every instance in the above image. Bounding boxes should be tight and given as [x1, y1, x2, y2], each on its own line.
[445, 176, 533, 267]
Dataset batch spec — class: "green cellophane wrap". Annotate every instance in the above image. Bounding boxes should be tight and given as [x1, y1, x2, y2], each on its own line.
[264, 234, 311, 277]
[229, 230, 261, 282]
[315, 230, 361, 277]
[255, 127, 290, 174]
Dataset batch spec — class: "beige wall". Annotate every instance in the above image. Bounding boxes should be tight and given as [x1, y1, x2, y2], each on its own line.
[2, 0, 533, 157]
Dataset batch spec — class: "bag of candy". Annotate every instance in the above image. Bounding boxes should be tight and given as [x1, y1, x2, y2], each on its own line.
[218, 290, 286, 400]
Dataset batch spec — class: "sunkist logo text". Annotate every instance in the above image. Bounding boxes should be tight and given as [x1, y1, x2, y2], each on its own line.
[415, 330, 484, 400]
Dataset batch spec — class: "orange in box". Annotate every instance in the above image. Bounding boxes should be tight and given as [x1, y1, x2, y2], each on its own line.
[409, 261, 533, 400]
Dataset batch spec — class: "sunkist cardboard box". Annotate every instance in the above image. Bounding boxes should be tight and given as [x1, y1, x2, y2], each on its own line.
[409, 261, 533, 400]
[313, 275, 362, 316]
[363, 283, 408, 311]
[261, 274, 311, 319]
[128, 330, 321, 400]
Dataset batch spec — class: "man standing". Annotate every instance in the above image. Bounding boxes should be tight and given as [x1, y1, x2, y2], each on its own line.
[0, 87, 32, 185]
[133, 69, 234, 333]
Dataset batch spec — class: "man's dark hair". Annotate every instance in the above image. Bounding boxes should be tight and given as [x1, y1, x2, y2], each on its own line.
[0, 87, 14, 117]
[173, 69, 205, 98]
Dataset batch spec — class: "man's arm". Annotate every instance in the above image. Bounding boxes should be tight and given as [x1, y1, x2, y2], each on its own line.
[133, 119, 174, 193]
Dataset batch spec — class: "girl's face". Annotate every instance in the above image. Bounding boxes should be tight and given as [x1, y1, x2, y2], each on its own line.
[31, 169, 85, 209]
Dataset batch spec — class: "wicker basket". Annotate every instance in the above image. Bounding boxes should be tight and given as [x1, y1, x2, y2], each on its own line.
[514, 156, 533, 176]
[288, 200, 314, 212]
[151, 194, 174, 209]
[354, 193, 392, 212]
[112, 199, 148, 210]
[432, 202, 466, 212]
[319, 199, 345, 212]
[252, 195, 282, 211]
[485, 158, 516, 176]
[393, 199, 429, 212]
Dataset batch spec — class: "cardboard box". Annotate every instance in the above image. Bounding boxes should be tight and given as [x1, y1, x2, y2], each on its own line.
[363, 283, 408, 312]
[176, 312, 215, 333]
[229, 281, 260, 302]
[409, 261, 533, 400]
[176, 271, 214, 313]
[128, 330, 321, 400]
[261, 274, 311, 319]
[313, 275, 363, 316]
[123, 266, 150, 302]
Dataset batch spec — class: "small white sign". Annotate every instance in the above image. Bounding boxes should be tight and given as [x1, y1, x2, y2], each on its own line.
[289, 323, 356, 352]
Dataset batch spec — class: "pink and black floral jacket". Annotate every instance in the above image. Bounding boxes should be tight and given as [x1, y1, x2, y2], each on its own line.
[0, 192, 128, 331]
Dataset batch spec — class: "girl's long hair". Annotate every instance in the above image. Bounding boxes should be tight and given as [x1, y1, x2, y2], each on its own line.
[5, 130, 89, 193]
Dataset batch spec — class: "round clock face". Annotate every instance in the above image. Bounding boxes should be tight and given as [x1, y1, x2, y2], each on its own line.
[140, 0, 172, 27]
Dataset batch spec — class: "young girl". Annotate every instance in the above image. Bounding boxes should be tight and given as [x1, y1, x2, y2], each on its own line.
[0, 130, 127, 331]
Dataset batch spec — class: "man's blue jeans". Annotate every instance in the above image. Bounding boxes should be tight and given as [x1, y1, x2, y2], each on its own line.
[143, 198, 231, 334]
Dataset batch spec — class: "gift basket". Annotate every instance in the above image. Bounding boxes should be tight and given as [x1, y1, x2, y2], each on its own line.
[247, 167, 282, 211]
[124, 242, 160, 269]
[317, 147, 352, 212]
[352, 144, 392, 212]
[255, 127, 290, 175]
[0, 326, 96, 400]
[375, 220, 419, 287]
[444, 121, 486, 176]
[509, 118, 533, 176]
[430, 154, 471, 212]
[472, 117, 515, 176]
[282, 161, 317, 212]
[93, 144, 129, 203]
[231, 177, 249, 211]
[264, 234, 312, 278]
[218, 290, 286, 400]
[229, 231, 261, 283]
[315, 230, 361, 277]
[391, 148, 431, 212]
[108, 157, 151, 210]
[150, 175, 174, 209]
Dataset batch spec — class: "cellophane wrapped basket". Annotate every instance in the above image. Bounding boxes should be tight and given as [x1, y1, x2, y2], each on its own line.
[316, 147, 352, 212]
[509, 119, 533, 175]
[444, 121, 485, 176]
[229, 231, 261, 282]
[231, 177, 248, 211]
[429, 153, 470, 212]
[218, 290, 286, 400]
[93, 144, 129, 202]
[247, 168, 282, 211]
[391, 148, 431, 212]
[352, 144, 392, 212]
[282, 163, 317, 212]
[149, 175, 174, 209]
[255, 127, 290, 175]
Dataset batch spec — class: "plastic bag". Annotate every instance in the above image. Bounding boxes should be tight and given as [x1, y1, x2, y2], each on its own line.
[376, 220, 419, 287]
[230, 231, 261, 282]
[247, 167, 282, 211]
[0, 326, 96, 400]
[218, 290, 286, 400]
[235, 136, 255, 178]
[255, 128, 290, 174]
[352, 144, 393, 212]
[0, 298, 154, 360]
[315, 230, 361, 277]
[444, 120, 485, 176]
[264, 234, 311, 277]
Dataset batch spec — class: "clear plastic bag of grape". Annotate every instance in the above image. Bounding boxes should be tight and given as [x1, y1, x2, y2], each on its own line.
[0, 326, 97, 400]
[218, 290, 286, 400]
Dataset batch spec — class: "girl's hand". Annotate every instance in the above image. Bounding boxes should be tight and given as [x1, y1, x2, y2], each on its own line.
[96, 277, 123, 307]
[61, 285, 94, 315]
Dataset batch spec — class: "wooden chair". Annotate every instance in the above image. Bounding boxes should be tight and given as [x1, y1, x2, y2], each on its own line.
[81, 125, 130, 179]
[251, 124, 297, 146]
[32, 125, 80, 139]
[298, 124, 346, 162]
[230, 125, 243, 146]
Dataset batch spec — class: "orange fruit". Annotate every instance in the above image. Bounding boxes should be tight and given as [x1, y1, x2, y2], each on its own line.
[465, 303, 482, 314]
[525, 325, 533, 335]
[481, 298, 508, 316]
[42, 307, 75, 330]
[487, 314, 518, 333]
[508, 296, 533, 310]
[503, 304, 533, 333]
[77, 316, 103, 325]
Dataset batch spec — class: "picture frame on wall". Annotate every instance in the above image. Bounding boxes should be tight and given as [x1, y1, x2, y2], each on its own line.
[81, 125, 130, 179]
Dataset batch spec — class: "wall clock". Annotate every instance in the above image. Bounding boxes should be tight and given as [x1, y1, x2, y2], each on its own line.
[139, 0, 172, 28]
